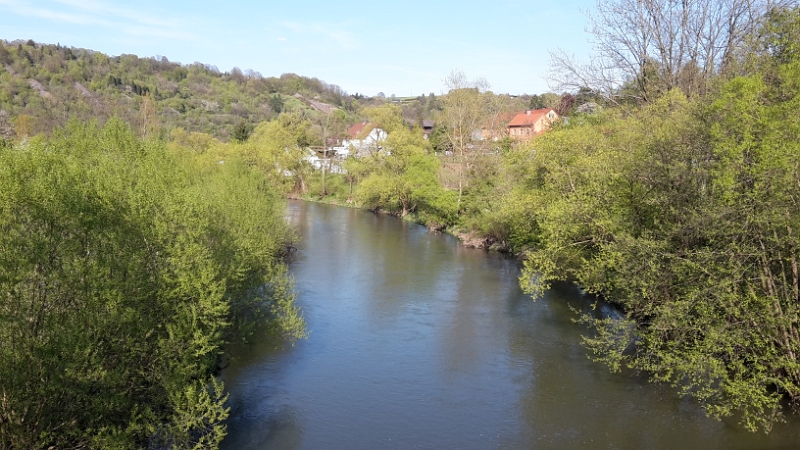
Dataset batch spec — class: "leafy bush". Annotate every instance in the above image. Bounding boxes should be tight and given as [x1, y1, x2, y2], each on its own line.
[0, 119, 303, 448]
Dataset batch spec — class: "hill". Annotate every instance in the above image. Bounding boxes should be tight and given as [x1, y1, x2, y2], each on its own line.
[0, 39, 358, 141]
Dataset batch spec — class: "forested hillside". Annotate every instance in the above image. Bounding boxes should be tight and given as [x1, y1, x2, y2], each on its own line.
[0, 39, 362, 140]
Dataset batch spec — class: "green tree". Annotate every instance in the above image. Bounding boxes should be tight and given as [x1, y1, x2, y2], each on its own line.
[548, 0, 794, 103]
[268, 93, 285, 113]
[0, 44, 12, 66]
[249, 114, 313, 194]
[355, 126, 455, 221]
[232, 119, 253, 143]
[0, 119, 303, 448]
[514, 75, 800, 431]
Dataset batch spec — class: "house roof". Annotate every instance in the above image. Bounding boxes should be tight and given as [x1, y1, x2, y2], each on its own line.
[347, 122, 369, 138]
[422, 119, 435, 128]
[508, 108, 556, 127]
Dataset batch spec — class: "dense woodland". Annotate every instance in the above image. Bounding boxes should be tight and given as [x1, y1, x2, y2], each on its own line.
[2, 1, 800, 448]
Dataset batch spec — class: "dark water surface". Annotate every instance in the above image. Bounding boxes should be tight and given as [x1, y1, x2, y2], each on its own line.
[221, 201, 800, 450]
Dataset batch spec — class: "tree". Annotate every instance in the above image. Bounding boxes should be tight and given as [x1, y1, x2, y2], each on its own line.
[139, 92, 159, 138]
[0, 110, 14, 144]
[0, 119, 303, 447]
[250, 114, 313, 194]
[365, 103, 404, 134]
[740, 5, 800, 69]
[529, 94, 545, 110]
[553, 93, 575, 116]
[232, 119, 253, 143]
[439, 70, 489, 209]
[548, 0, 794, 104]
[318, 110, 348, 196]
[342, 156, 368, 202]
[229, 67, 245, 84]
[268, 94, 284, 114]
[13, 115, 33, 139]
[355, 126, 454, 220]
[515, 64, 800, 431]
[482, 91, 514, 142]
[0, 44, 11, 66]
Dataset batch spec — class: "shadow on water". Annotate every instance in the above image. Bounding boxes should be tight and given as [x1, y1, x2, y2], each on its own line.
[220, 333, 304, 450]
[221, 201, 800, 450]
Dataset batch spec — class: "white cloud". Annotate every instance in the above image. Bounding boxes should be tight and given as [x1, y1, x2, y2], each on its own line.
[278, 37, 287, 42]
[0, 0, 108, 25]
[0, 0, 197, 41]
[52, 0, 184, 28]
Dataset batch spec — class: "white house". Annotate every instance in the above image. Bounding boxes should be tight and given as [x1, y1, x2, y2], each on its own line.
[333, 122, 387, 157]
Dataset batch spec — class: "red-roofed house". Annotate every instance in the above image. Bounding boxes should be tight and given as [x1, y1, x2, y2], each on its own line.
[334, 122, 387, 157]
[507, 109, 558, 141]
[347, 122, 369, 139]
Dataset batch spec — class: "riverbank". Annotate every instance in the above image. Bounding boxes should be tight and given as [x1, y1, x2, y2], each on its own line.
[297, 192, 511, 252]
[221, 200, 800, 450]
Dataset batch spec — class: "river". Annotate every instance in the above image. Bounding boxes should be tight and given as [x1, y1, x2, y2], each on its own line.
[220, 201, 800, 449]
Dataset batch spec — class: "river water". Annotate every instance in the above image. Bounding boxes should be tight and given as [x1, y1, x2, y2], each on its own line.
[220, 201, 799, 450]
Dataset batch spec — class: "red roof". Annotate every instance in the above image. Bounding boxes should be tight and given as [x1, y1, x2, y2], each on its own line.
[508, 108, 556, 127]
[347, 122, 369, 138]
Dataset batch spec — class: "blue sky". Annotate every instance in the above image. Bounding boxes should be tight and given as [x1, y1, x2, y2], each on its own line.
[0, 0, 596, 96]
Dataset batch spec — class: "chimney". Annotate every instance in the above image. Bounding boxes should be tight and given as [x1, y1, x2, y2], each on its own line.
[526, 110, 531, 115]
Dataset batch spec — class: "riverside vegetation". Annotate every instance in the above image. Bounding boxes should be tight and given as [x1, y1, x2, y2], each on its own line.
[0, 119, 304, 448]
[2, 2, 800, 447]
[278, 5, 800, 434]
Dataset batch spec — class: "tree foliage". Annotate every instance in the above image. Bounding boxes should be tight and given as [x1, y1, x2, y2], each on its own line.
[511, 53, 800, 430]
[355, 125, 457, 222]
[245, 113, 315, 194]
[0, 40, 359, 141]
[0, 119, 304, 448]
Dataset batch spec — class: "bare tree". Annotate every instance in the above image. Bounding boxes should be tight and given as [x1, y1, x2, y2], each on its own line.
[482, 92, 514, 142]
[440, 70, 489, 209]
[549, 0, 794, 103]
[0, 110, 14, 145]
[139, 92, 159, 139]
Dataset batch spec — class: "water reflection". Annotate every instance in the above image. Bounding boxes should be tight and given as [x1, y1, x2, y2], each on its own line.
[221, 201, 800, 450]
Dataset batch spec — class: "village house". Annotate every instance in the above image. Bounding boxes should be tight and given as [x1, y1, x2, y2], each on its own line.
[332, 122, 387, 157]
[507, 108, 558, 141]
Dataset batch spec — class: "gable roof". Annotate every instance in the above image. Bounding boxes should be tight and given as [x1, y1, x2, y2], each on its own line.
[508, 108, 556, 127]
[347, 122, 369, 138]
